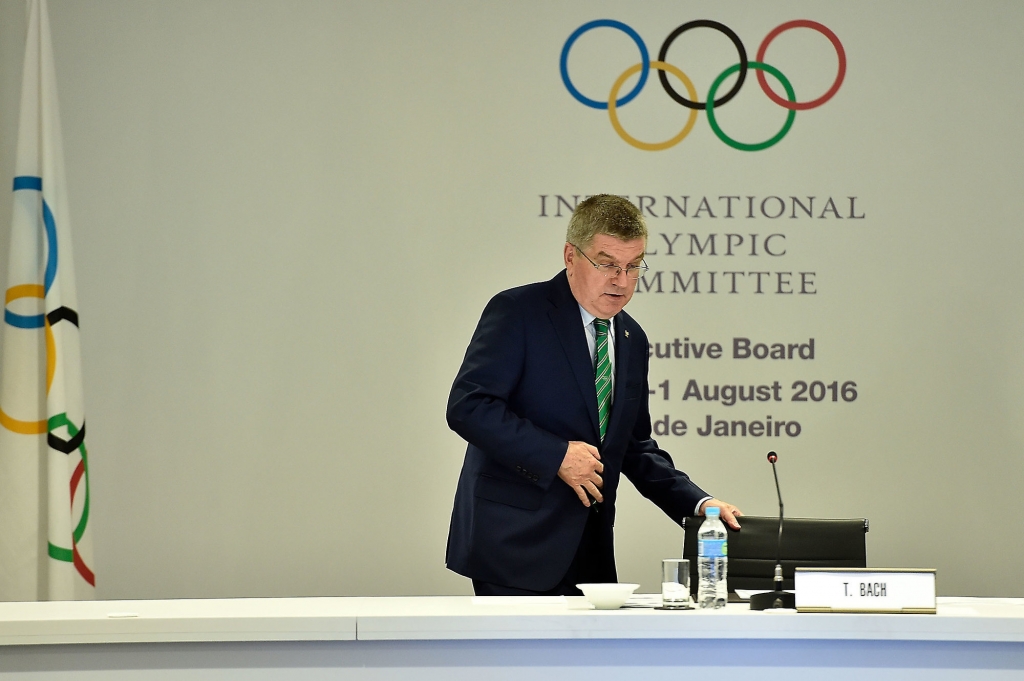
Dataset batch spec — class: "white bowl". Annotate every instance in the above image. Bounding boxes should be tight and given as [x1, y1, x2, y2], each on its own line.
[576, 583, 640, 609]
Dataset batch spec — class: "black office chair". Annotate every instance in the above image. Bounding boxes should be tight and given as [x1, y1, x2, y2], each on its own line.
[680, 515, 868, 594]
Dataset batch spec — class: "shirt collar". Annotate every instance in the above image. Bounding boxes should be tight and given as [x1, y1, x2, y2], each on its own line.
[578, 305, 612, 330]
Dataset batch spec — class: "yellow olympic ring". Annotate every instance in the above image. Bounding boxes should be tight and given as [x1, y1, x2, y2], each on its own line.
[608, 61, 699, 151]
[0, 407, 47, 435]
[0, 283, 49, 434]
[5, 283, 44, 305]
[0, 284, 52, 434]
[5, 284, 56, 393]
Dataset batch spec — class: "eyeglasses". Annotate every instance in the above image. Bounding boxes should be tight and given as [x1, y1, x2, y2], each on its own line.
[571, 244, 649, 280]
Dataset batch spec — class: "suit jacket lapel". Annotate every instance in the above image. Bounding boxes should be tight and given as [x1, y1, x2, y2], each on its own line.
[547, 272, 601, 442]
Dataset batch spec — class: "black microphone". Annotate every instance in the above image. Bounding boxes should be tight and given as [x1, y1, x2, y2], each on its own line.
[768, 451, 783, 572]
[750, 450, 796, 610]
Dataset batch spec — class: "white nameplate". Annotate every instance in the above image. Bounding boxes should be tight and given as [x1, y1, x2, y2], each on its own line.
[794, 568, 936, 613]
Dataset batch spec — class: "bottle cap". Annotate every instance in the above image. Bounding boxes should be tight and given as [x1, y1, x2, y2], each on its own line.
[705, 506, 720, 517]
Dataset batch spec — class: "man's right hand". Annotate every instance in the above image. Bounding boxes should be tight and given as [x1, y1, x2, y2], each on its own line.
[558, 441, 603, 507]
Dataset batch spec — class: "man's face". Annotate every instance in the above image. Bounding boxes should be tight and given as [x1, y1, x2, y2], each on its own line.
[564, 234, 646, 319]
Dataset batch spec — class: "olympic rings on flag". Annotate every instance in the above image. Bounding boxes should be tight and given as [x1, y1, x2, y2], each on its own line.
[3, 175, 94, 586]
[559, 18, 845, 151]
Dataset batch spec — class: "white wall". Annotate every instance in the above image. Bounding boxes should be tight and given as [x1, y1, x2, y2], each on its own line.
[0, 0, 1021, 599]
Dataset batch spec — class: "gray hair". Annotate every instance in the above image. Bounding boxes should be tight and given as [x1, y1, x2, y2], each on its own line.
[566, 195, 647, 249]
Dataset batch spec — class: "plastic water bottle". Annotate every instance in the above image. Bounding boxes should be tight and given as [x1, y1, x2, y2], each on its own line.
[697, 506, 728, 609]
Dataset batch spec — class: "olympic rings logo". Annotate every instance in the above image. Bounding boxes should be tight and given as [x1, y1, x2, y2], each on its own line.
[559, 19, 846, 151]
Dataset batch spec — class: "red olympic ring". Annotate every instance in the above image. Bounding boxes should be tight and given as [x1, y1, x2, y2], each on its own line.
[755, 20, 846, 111]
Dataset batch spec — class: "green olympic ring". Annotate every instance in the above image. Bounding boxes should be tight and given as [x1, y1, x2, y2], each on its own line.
[706, 61, 796, 152]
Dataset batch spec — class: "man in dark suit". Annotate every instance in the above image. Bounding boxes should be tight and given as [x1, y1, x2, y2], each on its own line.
[446, 194, 742, 596]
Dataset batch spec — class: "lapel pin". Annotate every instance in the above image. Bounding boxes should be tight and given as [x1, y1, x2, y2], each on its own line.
[624, 330, 629, 338]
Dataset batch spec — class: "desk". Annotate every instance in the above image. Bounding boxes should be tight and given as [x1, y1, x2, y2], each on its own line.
[0, 596, 1020, 680]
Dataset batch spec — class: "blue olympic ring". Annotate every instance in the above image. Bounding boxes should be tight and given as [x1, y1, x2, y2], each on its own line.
[559, 19, 649, 110]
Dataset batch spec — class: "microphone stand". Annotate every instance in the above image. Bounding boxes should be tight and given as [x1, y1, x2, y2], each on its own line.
[750, 451, 796, 610]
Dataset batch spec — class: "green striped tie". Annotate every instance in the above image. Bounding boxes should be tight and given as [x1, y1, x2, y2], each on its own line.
[594, 318, 612, 441]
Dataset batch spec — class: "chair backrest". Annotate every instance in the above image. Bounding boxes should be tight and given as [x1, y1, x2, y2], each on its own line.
[680, 515, 868, 593]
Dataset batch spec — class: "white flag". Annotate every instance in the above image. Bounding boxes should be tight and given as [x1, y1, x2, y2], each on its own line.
[0, 0, 95, 600]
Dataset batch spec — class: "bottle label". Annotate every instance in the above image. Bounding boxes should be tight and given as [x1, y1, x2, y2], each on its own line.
[698, 539, 727, 557]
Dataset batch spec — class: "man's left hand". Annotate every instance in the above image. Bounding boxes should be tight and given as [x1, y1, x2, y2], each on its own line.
[700, 498, 743, 530]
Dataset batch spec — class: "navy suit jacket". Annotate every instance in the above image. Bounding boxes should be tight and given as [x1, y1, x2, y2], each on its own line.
[445, 270, 708, 591]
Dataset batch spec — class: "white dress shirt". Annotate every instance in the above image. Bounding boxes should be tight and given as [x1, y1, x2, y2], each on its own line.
[578, 305, 712, 517]
[579, 305, 614, 402]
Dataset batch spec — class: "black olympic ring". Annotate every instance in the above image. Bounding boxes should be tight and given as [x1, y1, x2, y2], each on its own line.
[656, 20, 748, 111]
